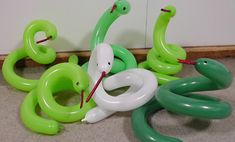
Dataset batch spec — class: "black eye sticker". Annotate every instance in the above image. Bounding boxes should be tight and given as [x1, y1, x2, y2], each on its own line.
[204, 61, 208, 64]
[76, 82, 80, 86]
[108, 62, 111, 65]
[123, 7, 126, 11]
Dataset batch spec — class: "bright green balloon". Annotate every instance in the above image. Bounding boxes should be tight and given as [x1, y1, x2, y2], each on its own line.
[20, 89, 62, 135]
[138, 6, 186, 85]
[2, 20, 57, 91]
[36, 56, 95, 122]
[86, 0, 137, 73]
[20, 56, 95, 134]
[132, 58, 233, 142]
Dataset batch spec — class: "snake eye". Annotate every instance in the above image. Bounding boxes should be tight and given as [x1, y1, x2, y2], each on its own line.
[108, 62, 111, 65]
[123, 7, 126, 11]
[97, 63, 98, 66]
[76, 82, 80, 86]
[204, 61, 208, 64]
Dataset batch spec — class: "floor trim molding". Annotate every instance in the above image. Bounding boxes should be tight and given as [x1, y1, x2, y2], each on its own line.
[0, 45, 235, 68]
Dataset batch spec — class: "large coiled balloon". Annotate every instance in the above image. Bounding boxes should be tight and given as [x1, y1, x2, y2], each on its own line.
[20, 55, 95, 135]
[132, 58, 233, 142]
[2, 20, 57, 91]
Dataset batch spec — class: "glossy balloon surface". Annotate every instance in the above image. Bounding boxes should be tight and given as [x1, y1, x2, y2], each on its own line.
[84, 43, 157, 123]
[36, 57, 95, 122]
[85, 0, 137, 74]
[20, 90, 62, 135]
[138, 6, 186, 85]
[20, 56, 95, 134]
[2, 20, 57, 91]
[132, 58, 233, 142]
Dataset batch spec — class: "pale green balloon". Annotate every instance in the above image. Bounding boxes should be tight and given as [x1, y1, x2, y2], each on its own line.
[138, 5, 186, 85]
[2, 20, 57, 91]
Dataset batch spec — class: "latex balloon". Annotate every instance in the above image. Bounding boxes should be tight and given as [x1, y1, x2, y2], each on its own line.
[2, 20, 57, 91]
[36, 55, 95, 122]
[157, 58, 232, 118]
[20, 55, 95, 134]
[132, 58, 233, 142]
[20, 89, 62, 135]
[83, 43, 157, 123]
[131, 99, 179, 142]
[138, 6, 186, 85]
[82, 0, 137, 73]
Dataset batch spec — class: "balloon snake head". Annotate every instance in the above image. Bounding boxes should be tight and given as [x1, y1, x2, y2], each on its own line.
[23, 20, 57, 64]
[160, 5, 176, 18]
[110, 0, 131, 15]
[86, 43, 114, 103]
[73, 74, 89, 97]
[179, 58, 233, 88]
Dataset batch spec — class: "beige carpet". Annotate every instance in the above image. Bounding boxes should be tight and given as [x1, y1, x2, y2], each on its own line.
[0, 58, 234, 142]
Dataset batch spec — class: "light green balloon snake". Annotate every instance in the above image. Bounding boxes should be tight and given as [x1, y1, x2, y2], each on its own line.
[9, 20, 95, 134]
[82, 0, 137, 73]
[138, 6, 186, 85]
[132, 58, 233, 142]
[20, 55, 95, 135]
[2, 20, 57, 91]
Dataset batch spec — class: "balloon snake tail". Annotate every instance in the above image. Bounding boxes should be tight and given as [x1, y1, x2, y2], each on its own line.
[82, 0, 137, 73]
[132, 58, 233, 142]
[138, 6, 186, 85]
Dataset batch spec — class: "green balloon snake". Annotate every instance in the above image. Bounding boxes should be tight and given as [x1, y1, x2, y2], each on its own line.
[132, 58, 233, 142]
[20, 55, 95, 135]
[2, 20, 57, 91]
[138, 6, 186, 85]
[83, 0, 137, 73]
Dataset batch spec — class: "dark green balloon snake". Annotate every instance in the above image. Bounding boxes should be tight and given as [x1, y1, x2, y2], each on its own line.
[82, 0, 137, 73]
[132, 58, 233, 142]
[132, 5, 233, 142]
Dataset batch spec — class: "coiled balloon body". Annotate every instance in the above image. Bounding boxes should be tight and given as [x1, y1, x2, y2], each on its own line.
[139, 6, 186, 85]
[2, 20, 57, 91]
[20, 56, 95, 134]
[132, 58, 233, 142]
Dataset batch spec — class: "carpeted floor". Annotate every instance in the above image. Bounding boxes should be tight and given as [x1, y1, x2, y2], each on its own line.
[0, 58, 234, 142]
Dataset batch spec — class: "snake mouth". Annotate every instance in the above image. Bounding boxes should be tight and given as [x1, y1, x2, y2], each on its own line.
[161, 8, 171, 13]
[110, 4, 117, 13]
[86, 71, 106, 103]
[36, 36, 52, 44]
[178, 59, 197, 65]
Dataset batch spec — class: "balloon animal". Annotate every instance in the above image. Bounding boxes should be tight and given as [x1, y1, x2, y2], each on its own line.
[2, 20, 57, 91]
[132, 58, 233, 142]
[83, 43, 157, 123]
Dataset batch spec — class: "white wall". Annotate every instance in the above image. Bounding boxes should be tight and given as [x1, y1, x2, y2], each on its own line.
[0, 0, 235, 54]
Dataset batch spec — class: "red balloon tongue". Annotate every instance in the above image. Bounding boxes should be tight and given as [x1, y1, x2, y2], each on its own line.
[86, 71, 106, 103]
[110, 4, 117, 13]
[80, 90, 84, 109]
[36, 36, 52, 44]
[178, 59, 197, 65]
[161, 8, 171, 13]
